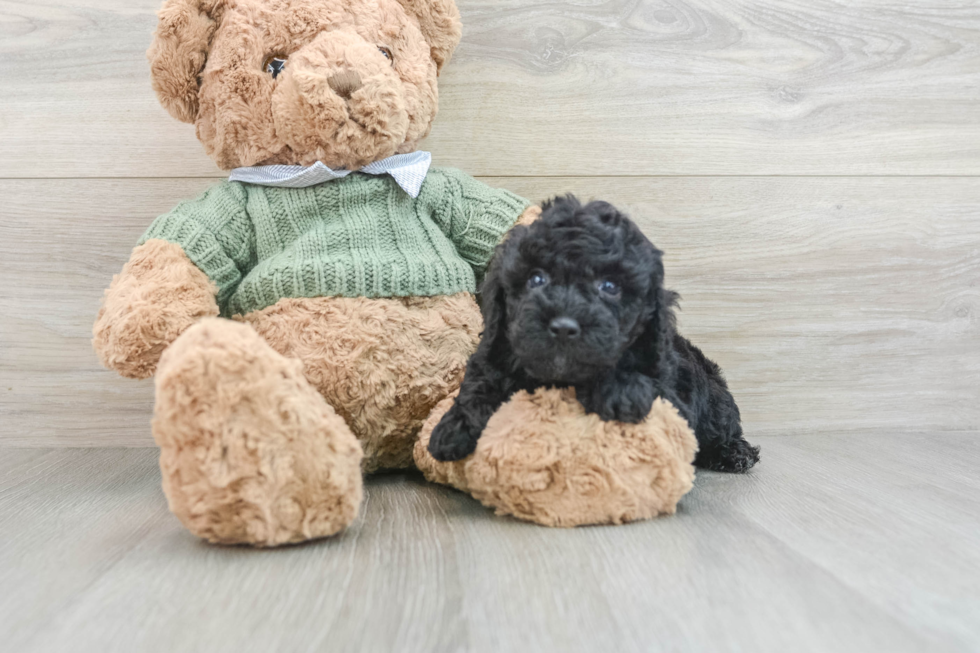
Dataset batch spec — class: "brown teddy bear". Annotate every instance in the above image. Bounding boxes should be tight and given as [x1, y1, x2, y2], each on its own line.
[93, 0, 696, 546]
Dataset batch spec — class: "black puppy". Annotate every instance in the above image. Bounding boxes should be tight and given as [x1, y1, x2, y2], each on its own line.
[428, 195, 760, 473]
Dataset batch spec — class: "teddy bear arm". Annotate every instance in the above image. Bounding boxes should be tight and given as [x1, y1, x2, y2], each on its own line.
[459, 202, 541, 285]
[93, 239, 219, 379]
[424, 169, 535, 278]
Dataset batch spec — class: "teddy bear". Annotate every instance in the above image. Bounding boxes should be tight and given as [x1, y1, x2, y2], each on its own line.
[93, 0, 697, 546]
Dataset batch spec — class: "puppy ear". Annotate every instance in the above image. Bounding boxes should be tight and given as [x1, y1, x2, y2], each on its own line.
[477, 248, 508, 356]
[395, 0, 462, 74]
[636, 247, 680, 381]
[476, 230, 523, 361]
[147, 0, 225, 123]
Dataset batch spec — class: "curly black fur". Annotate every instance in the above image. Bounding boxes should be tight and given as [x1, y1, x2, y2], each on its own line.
[428, 196, 760, 473]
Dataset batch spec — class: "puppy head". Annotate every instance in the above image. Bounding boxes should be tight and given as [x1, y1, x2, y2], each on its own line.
[481, 195, 675, 384]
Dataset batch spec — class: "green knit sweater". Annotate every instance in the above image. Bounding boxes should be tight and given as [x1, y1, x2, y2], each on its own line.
[139, 168, 530, 316]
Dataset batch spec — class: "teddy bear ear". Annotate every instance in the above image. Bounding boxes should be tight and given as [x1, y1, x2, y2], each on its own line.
[395, 0, 462, 74]
[146, 0, 225, 123]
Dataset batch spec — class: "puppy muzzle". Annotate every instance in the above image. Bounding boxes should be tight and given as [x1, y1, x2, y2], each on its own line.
[510, 291, 623, 384]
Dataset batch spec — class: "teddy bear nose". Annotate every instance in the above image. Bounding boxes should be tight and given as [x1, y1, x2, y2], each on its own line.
[549, 317, 581, 340]
[327, 70, 363, 99]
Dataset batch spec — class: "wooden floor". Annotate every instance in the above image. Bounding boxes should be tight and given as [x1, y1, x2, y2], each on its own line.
[2, 0, 979, 650]
[2, 433, 979, 653]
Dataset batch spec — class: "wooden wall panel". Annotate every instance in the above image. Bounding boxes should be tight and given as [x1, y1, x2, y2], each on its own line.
[2, 176, 977, 445]
[1, 0, 978, 177]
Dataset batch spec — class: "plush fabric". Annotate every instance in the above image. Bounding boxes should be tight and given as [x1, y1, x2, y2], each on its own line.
[147, 0, 460, 170]
[139, 170, 528, 316]
[415, 389, 698, 527]
[96, 0, 479, 543]
[237, 293, 482, 472]
[94, 239, 219, 379]
[154, 318, 364, 546]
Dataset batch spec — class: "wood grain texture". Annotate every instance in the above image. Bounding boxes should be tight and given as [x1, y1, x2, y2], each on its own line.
[1, 435, 978, 652]
[1, 0, 979, 177]
[2, 176, 977, 445]
[2, 0, 978, 649]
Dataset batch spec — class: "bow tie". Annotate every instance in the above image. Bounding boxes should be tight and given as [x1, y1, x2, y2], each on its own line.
[228, 151, 432, 198]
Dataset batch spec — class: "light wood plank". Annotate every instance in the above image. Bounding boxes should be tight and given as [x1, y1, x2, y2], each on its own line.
[715, 431, 980, 647]
[1, 0, 979, 177]
[0, 449, 172, 651]
[0, 179, 219, 445]
[2, 176, 978, 445]
[2, 435, 977, 652]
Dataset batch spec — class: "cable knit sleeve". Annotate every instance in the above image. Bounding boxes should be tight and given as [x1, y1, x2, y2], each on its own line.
[138, 181, 255, 312]
[422, 168, 530, 280]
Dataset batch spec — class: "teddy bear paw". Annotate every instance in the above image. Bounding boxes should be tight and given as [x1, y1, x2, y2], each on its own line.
[153, 318, 364, 546]
[416, 387, 698, 527]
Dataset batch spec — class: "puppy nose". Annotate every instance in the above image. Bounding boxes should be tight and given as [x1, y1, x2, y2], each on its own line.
[549, 317, 581, 340]
[327, 70, 362, 99]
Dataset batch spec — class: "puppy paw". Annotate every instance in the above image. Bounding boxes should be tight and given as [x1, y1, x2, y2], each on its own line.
[428, 409, 481, 462]
[696, 437, 761, 473]
[578, 373, 656, 423]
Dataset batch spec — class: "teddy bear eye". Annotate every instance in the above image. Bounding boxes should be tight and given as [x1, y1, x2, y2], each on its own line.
[378, 46, 394, 64]
[264, 56, 287, 79]
[598, 280, 621, 296]
[527, 271, 549, 289]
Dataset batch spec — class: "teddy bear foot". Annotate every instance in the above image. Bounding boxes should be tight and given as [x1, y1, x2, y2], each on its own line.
[153, 318, 364, 546]
[415, 388, 698, 527]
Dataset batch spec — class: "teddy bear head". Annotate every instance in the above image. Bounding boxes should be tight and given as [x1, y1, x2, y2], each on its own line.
[148, 0, 461, 170]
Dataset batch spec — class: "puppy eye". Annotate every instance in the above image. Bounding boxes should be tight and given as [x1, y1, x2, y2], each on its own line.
[527, 271, 549, 289]
[264, 56, 287, 79]
[598, 280, 621, 296]
[378, 46, 394, 64]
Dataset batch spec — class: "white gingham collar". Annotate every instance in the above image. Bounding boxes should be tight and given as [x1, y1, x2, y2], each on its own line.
[228, 151, 432, 198]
